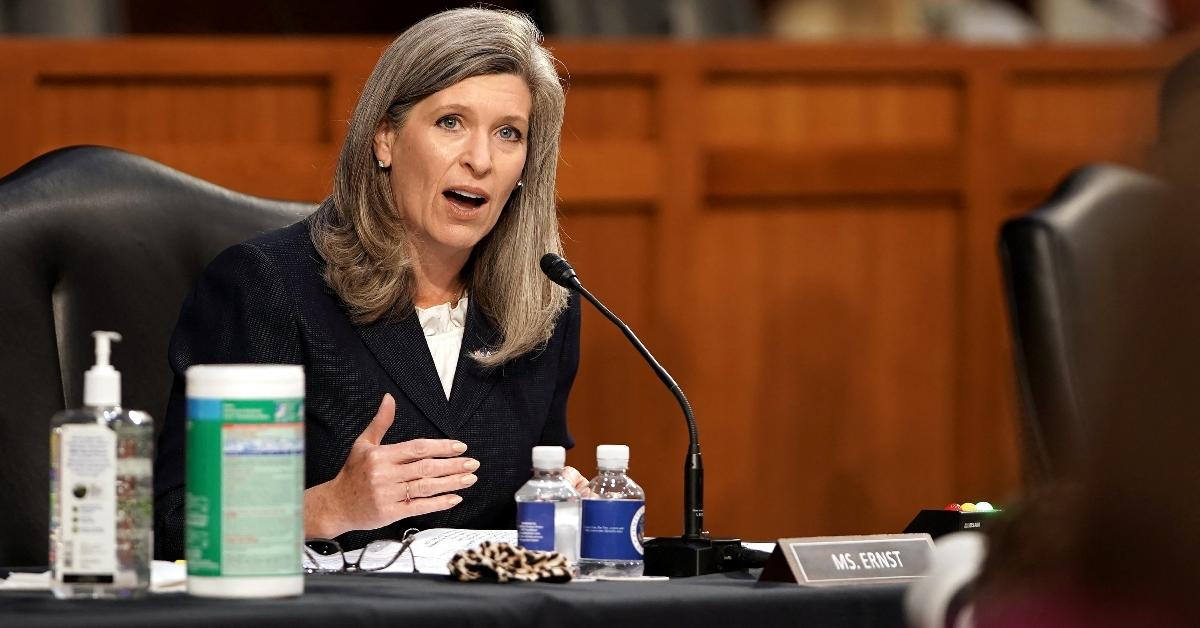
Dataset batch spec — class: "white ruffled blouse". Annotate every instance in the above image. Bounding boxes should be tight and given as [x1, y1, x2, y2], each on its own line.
[414, 295, 468, 400]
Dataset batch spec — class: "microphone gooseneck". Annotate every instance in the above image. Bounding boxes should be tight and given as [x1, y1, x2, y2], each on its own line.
[539, 253, 704, 540]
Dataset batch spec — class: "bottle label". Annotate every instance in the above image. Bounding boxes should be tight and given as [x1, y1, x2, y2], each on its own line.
[581, 499, 645, 561]
[55, 424, 118, 583]
[516, 502, 556, 551]
[186, 398, 304, 577]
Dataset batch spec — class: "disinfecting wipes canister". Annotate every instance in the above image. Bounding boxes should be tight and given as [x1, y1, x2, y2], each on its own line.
[185, 365, 305, 598]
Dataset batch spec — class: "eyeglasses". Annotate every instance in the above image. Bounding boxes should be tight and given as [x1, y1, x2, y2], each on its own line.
[303, 528, 421, 574]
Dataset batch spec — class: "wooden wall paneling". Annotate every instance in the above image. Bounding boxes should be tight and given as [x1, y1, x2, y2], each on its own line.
[560, 76, 656, 141]
[701, 73, 963, 198]
[860, 204, 959, 530]
[644, 47, 704, 537]
[702, 41, 993, 73]
[0, 43, 40, 178]
[1007, 70, 1164, 194]
[691, 200, 959, 538]
[33, 73, 333, 200]
[557, 73, 662, 204]
[702, 74, 961, 147]
[548, 41, 674, 75]
[37, 76, 327, 145]
[1008, 72, 1162, 152]
[22, 39, 352, 202]
[552, 60, 685, 537]
[557, 140, 660, 204]
[318, 39, 394, 202]
[559, 208, 663, 515]
[706, 146, 961, 199]
[957, 61, 1021, 499]
[694, 62, 970, 537]
[328, 38, 389, 118]
[999, 42, 1187, 72]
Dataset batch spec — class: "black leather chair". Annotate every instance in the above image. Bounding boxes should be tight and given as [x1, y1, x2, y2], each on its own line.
[0, 146, 313, 566]
[999, 164, 1200, 485]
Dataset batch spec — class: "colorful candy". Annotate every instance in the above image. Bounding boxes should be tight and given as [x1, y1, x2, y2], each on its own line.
[960, 502, 977, 512]
[943, 503, 962, 512]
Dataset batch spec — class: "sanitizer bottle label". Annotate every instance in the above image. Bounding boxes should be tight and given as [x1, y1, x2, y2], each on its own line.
[516, 502, 556, 551]
[56, 424, 118, 583]
[186, 398, 304, 577]
[581, 499, 645, 560]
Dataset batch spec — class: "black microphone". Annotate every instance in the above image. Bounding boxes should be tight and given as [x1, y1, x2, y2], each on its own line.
[539, 254, 579, 288]
[541, 253, 741, 577]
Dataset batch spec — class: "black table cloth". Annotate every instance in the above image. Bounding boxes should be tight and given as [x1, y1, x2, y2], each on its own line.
[0, 570, 907, 628]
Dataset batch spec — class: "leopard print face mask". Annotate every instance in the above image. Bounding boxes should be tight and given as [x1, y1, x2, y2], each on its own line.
[448, 541, 573, 583]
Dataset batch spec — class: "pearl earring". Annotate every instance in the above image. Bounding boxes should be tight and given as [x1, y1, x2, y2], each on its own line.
[516, 181, 524, 189]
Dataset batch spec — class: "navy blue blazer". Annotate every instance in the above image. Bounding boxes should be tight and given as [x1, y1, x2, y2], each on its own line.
[153, 219, 580, 559]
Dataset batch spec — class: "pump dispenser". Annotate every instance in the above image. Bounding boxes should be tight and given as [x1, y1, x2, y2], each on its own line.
[50, 330, 153, 599]
[84, 331, 122, 407]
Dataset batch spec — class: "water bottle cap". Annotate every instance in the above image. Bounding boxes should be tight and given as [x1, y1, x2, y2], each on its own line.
[596, 444, 630, 469]
[531, 445, 565, 470]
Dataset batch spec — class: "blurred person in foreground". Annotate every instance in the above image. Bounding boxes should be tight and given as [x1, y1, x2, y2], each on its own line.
[152, 8, 587, 559]
[912, 199, 1200, 626]
[910, 47, 1200, 628]
[968, 187, 1200, 627]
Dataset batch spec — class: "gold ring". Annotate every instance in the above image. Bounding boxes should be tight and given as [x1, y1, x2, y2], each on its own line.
[403, 482, 411, 504]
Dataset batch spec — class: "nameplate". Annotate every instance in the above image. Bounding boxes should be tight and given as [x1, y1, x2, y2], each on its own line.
[758, 533, 934, 586]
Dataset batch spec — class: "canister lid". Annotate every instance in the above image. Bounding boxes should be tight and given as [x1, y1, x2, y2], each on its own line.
[186, 364, 305, 399]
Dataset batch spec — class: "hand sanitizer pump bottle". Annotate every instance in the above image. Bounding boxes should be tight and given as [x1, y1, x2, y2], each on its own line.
[50, 331, 153, 599]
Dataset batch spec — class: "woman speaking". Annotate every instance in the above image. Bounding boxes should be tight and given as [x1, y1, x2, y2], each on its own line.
[153, 8, 584, 558]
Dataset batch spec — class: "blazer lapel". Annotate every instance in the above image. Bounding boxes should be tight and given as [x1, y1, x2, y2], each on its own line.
[355, 311, 454, 437]
[448, 300, 502, 429]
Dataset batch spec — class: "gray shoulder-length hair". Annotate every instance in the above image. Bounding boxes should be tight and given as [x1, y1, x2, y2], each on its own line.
[310, 8, 569, 367]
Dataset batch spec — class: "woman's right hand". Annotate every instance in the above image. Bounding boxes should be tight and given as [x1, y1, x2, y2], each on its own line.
[304, 394, 476, 538]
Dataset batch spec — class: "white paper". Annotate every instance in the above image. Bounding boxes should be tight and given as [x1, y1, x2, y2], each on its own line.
[304, 528, 517, 576]
[150, 560, 187, 592]
[0, 571, 50, 591]
[0, 561, 186, 593]
[407, 528, 517, 575]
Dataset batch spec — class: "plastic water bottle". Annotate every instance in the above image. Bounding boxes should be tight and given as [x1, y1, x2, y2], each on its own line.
[579, 444, 646, 577]
[515, 446, 580, 564]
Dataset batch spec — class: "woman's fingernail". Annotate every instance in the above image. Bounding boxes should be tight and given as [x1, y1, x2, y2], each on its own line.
[464, 459, 480, 471]
[462, 474, 478, 486]
[452, 442, 468, 453]
[448, 494, 463, 505]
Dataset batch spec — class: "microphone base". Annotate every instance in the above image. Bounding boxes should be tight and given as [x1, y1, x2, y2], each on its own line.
[643, 536, 743, 578]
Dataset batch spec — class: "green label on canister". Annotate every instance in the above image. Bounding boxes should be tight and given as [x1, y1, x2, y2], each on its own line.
[186, 398, 304, 577]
